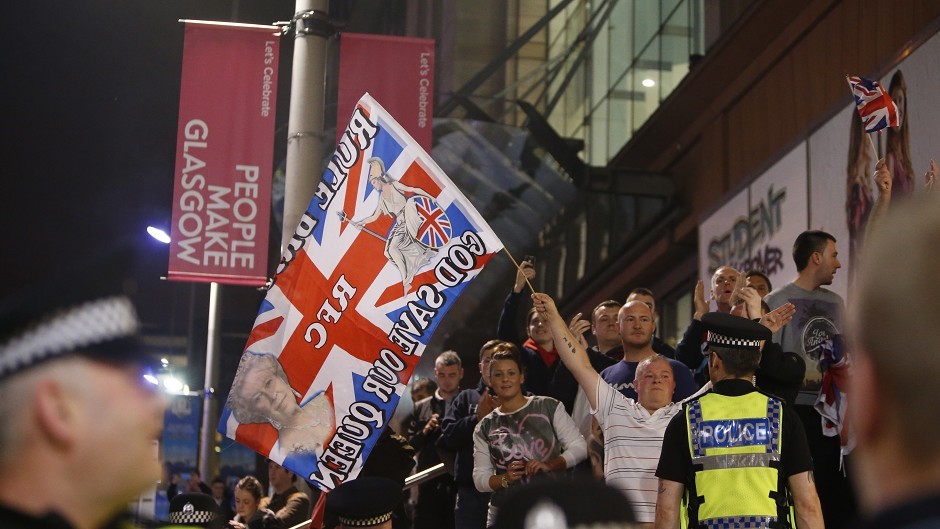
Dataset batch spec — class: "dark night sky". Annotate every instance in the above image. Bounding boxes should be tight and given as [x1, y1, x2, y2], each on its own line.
[4, 1, 299, 381]
[5, 1, 294, 276]
[4, 1, 509, 393]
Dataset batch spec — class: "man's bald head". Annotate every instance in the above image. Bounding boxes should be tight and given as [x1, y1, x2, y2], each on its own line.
[617, 301, 656, 351]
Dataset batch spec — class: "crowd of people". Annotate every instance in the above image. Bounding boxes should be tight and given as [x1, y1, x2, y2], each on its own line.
[3, 164, 940, 529]
[392, 165, 938, 529]
[163, 461, 316, 529]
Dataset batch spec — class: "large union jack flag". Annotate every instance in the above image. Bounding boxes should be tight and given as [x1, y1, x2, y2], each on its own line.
[846, 75, 900, 133]
[219, 94, 503, 493]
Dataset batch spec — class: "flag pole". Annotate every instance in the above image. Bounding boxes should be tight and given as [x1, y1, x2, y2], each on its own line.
[282, 1, 332, 251]
[866, 134, 879, 163]
[502, 248, 536, 294]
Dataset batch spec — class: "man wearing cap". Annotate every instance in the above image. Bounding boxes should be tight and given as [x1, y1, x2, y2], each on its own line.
[0, 255, 167, 529]
[325, 477, 401, 529]
[653, 312, 823, 529]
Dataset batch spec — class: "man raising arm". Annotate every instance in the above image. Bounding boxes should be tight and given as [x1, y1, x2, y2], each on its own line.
[533, 292, 680, 526]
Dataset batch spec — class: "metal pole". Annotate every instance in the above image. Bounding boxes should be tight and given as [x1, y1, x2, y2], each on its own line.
[199, 281, 222, 480]
[281, 0, 331, 250]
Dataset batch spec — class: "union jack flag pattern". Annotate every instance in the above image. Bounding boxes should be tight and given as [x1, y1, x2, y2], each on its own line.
[218, 94, 503, 493]
[412, 196, 452, 248]
[846, 75, 900, 133]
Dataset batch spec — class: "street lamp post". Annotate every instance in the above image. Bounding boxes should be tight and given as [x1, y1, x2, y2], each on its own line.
[199, 282, 222, 481]
[149, 225, 221, 480]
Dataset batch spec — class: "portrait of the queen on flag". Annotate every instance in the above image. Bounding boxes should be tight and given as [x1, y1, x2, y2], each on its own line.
[219, 93, 503, 492]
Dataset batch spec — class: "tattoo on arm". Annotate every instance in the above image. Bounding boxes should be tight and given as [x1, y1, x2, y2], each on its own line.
[562, 335, 577, 355]
[658, 479, 666, 494]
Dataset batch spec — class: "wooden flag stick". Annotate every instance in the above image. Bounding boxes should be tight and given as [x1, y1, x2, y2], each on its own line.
[867, 133, 879, 163]
[502, 248, 536, 295]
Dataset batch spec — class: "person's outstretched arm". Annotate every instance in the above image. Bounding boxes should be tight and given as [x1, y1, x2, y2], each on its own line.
[532, 292, 601, 410]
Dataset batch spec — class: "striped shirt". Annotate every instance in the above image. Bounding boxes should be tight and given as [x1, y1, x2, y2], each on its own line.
[592, 379, 680, 523]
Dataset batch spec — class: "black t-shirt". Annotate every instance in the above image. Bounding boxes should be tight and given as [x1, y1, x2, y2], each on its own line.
[0, 504, 75, 529]
[655, 379, 813, 484]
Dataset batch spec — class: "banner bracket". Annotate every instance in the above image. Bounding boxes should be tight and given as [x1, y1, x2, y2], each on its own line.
[292, 9, 334, 39]
[287, 130, 329, 143]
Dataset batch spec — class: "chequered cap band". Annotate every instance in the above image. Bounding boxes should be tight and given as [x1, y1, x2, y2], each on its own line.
[0, 295, 138, 378]
[702, 515, 777, 528]
[706, 331, 762, 349]
[338, 511, 393, 527]
[168, 509, 217, 524]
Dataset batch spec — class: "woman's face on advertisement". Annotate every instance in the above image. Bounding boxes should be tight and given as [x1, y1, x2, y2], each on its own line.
[891, 85, 905, 125]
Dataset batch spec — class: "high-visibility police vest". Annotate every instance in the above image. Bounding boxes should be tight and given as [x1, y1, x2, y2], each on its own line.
[684, 390, 791, 529]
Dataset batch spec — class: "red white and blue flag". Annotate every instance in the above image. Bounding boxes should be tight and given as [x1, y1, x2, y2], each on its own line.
[219, 94, 503, 492]
[846, 75, 901, 133]
[412, 196, 452, 248]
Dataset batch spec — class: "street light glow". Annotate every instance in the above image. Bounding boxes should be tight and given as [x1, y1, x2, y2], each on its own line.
[163, 376, 184, 393]
[642, 78, 656, 88]
[147, 226, 171, 244]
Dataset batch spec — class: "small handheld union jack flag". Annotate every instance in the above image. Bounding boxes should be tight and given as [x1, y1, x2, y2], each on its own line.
[846, 75, 900, 133]
[410, 196, 452, 248]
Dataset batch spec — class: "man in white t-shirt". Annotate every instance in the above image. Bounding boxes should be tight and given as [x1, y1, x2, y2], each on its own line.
[533, 292, 681, 526]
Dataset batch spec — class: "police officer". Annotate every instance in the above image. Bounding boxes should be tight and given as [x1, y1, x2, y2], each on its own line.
[653, 312, 823, 529]
[167, 493, 224, 528]
[326, 477, 401, 529]
[0, 247, 167, 529]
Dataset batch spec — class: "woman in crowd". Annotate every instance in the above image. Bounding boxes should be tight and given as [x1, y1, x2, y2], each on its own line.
[230, 476, 276, 529]
[472, 350, 586, 527]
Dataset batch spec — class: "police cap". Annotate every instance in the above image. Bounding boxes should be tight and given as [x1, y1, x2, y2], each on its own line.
[493, 476, 637, 529]
[702, 312, 771, 351]
[326, 477, 401, 527]
[168, 492, 221, 527]
[0, 245, 143, 381]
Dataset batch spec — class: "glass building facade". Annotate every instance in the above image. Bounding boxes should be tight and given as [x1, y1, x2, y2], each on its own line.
[545, 0, 705, 164]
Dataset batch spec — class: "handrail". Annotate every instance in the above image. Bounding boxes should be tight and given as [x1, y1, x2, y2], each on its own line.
[403, 463, 447, 490]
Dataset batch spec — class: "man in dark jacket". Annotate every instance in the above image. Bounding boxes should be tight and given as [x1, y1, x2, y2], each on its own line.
[260, 461, 311, 528]
[407, 351, 463, 529]
[439, 340, 517, 529]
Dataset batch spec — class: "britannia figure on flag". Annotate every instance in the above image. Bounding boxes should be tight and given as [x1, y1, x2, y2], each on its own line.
[226, 352, 335, 457]
[349, 156, 450, 295]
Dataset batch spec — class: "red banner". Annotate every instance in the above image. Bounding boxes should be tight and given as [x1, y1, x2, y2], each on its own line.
[168, 22, 279, 286]
[337, 33, 435, 150]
